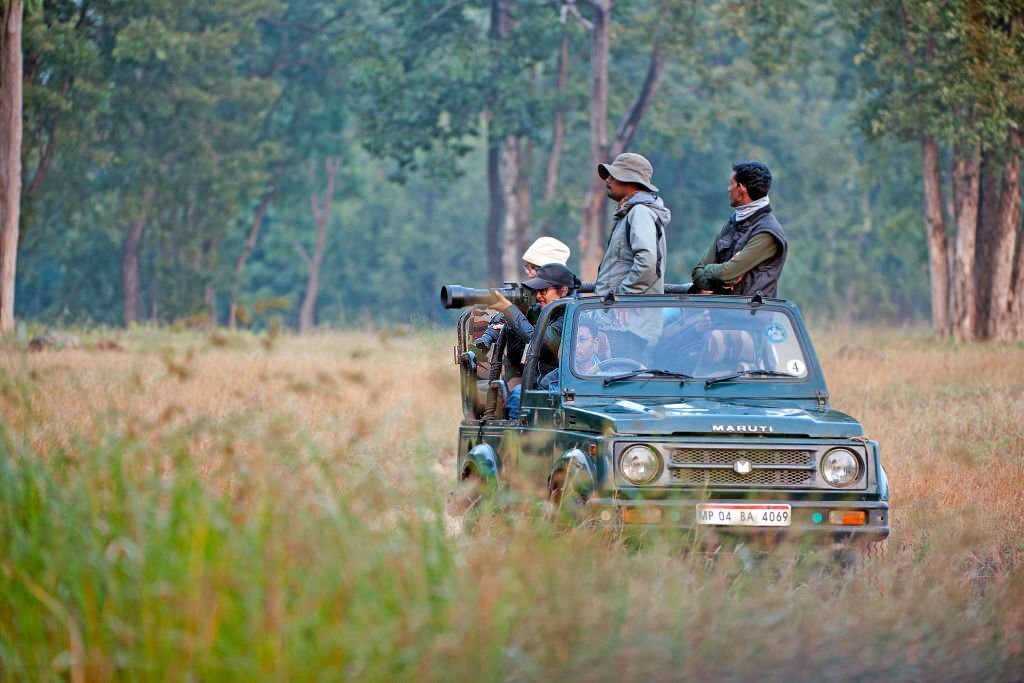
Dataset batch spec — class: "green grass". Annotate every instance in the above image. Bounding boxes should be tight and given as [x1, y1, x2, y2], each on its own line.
[0, 330, 1022, 681]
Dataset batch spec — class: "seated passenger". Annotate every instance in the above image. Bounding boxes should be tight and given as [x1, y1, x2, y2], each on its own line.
[574, 319, 605, 374]
[491, 263, 580, 418]
[648, 308, 712, 374]
[694, 329, 757, 377]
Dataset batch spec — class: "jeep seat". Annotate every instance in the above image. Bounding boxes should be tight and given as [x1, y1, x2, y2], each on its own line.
[695, 329, 756, 376]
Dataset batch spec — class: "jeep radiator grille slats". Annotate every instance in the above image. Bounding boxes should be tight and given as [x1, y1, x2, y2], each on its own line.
[671, 468, 815, 486]
[671, 448, 813, 466]
[666, 448, 817, 488]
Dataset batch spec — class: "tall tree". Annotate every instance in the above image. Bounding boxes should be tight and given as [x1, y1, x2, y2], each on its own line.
[298, 156, 338, 333]
[577, 0, 669, 279]
[844, 0, 1024, 341]
[0, 0, 25, 333]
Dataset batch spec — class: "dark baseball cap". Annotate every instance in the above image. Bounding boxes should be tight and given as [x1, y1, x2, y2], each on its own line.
[524, 263, 579, 291]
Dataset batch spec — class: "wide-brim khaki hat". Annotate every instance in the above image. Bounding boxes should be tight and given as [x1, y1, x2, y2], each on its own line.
[597, 152, 658, 193]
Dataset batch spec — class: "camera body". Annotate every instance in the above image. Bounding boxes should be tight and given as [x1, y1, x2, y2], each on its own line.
[440, 283, 535, 310]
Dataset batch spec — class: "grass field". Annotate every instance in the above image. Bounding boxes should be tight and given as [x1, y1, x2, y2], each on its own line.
[1, 326, 1022, 681]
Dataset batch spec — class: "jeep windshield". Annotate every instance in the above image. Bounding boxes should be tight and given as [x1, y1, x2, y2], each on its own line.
[571, 302, 809, 382]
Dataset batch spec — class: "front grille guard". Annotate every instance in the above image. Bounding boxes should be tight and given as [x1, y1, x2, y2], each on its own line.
[615, 443, 866, 491]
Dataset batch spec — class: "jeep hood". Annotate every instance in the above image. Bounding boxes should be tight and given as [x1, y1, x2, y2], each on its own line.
[564, 397, 864, 439]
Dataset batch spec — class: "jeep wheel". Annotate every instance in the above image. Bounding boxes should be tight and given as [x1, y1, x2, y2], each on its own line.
[446, 468, 484, 517]
[833, 539, 888, 581]
[548, 468, 590, 527]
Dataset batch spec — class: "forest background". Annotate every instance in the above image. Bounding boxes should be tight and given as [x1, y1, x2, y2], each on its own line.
[0, 0, 1022, 339]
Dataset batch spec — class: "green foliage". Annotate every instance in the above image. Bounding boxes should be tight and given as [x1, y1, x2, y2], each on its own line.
[842, 0, 1024, 148]
[12, 0, 949, 327]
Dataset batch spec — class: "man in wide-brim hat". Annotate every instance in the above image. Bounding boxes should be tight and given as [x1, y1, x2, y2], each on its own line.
[594, 152, 671, 356]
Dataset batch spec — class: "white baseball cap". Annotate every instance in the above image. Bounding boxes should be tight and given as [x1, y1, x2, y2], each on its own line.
[521, 236, 570, 267]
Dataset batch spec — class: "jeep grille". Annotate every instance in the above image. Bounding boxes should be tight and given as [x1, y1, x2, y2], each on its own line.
[671, 448, 813, 466]
[668, 448, 817, 488]
[671, 468, 815, 486]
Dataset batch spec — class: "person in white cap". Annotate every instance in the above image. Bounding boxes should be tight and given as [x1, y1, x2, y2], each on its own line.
[476, 235, 571, 351]
[473, 236, 573, 417]
[521, 236, 570, 278]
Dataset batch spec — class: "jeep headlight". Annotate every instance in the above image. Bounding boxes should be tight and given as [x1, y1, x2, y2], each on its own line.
[821, 448, 861, 487]
[620, 445, 662, 485]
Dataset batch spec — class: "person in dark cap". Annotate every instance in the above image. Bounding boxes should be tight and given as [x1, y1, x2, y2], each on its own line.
[491, 263, 580, 418]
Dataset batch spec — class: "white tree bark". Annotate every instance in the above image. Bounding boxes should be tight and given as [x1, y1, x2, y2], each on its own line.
[0, 0, 23, 333]
[299, 157, 339, 333]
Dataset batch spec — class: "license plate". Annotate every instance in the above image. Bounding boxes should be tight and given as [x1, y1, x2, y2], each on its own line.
[696, 504, 791, 527]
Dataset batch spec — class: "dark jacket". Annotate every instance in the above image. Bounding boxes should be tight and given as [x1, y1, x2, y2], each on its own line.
[708, 206, 787, 297]
[501, 304, 565, 381]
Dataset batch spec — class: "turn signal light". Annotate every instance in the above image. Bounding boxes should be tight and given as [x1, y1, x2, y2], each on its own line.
[828, 510, 867, 526]
[623, 508, 662, 525]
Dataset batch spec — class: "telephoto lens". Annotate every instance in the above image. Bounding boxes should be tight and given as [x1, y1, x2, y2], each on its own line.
[439, 283, 534, 310]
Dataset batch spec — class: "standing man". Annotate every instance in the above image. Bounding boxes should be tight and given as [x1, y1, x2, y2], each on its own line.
[691, 161, 787, 297]
[594, 152, 670, 356]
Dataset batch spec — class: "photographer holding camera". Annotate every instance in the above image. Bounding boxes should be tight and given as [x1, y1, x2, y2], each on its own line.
[473, 237, 570, 352]
[490, 263, 580, 419]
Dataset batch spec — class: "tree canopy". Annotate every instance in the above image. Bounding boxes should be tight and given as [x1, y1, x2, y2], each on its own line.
[6, 0, 1022, 336]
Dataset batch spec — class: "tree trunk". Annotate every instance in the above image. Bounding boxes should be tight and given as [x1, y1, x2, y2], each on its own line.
[229, 192, 272, 329]
[516, 136, 533, 259]
[974, 149, 1001, 336]
[0, 0, 24, 334]
[121, 221, 147, 327]
[498, 135, 534, 280]
[950, 143, 981, 342]
[1011, 219, 1024, 341]
[578, 0, 610, 281]
[542, 30, 570, 205]
[486, 136, 503, 282]
[988, 129, 1023, 341]
[299, 157, 338, 334]
[578, 0, 667, 281]
[921, 137, 951, 338]
[203, 237, 219, 328]
[609, 42, 665, 159]
[501, 135, 522, 281]
[486, 0, 513, 283]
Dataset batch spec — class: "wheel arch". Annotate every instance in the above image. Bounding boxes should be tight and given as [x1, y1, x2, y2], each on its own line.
[548, 447, 596, 497]
[462, 442, 501, 482]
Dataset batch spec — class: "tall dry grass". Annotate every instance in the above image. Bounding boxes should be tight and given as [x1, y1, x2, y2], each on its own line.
[0, 326, 1021, 681]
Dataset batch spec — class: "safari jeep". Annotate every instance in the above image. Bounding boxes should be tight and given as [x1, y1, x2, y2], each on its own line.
[448, 289, 890, 548]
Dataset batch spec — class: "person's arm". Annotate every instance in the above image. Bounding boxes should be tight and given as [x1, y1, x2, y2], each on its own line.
[690, 236, 719, 283]
[700, 233, 778, 286]
[540, 314, 564, 358]
[498, 303, 535, 345]
[617, 206, 659, 294]
[491, 291, 535, 341]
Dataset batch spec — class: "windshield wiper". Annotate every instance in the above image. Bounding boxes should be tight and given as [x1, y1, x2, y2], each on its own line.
[703, 369, 797, 388]
[603, 369, 697, 387]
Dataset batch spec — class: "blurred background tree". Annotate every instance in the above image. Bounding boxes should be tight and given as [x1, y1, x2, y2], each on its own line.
[6, 0, 1022, 337]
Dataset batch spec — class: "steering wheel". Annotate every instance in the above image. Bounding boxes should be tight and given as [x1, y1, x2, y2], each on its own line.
[594, 357, 645, 373]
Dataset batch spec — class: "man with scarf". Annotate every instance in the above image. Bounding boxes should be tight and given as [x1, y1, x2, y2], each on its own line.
[691, 161, 787, 297]
[594, 152, 671, 358]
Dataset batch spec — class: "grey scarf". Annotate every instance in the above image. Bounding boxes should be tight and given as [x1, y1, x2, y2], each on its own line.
[733, 195, 770, 222]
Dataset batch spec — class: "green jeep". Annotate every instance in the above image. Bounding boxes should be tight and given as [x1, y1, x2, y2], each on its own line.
[447, 288, 890, 547]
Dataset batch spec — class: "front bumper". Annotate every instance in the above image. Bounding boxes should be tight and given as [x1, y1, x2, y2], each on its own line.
[584, 496, 890, 542]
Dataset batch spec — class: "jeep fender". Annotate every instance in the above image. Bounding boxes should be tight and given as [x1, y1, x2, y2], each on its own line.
[461, 443, 501, 483]
[869, 440, 889, 501]
[548, 448, 596, 497]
